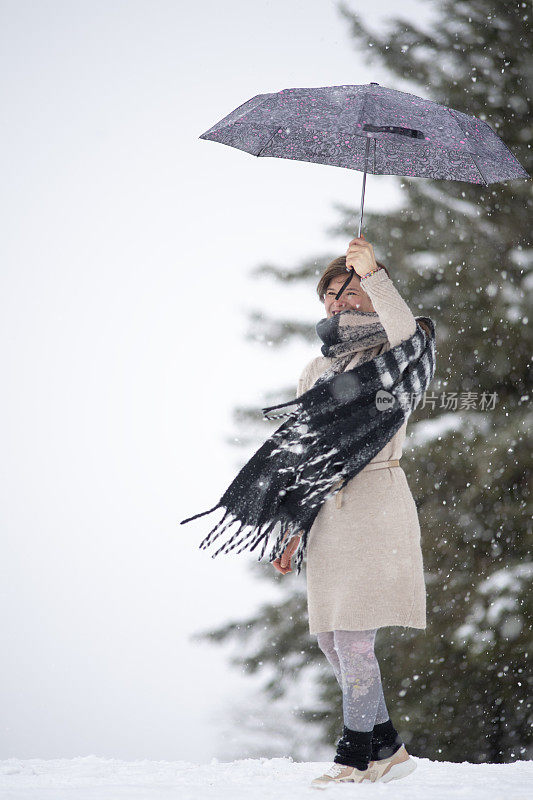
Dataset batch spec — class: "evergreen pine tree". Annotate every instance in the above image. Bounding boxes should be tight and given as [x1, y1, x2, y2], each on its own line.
[192, 0, 532, 763]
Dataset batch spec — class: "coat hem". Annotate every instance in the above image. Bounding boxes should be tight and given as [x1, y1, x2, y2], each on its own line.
[309, 619, 427, 635]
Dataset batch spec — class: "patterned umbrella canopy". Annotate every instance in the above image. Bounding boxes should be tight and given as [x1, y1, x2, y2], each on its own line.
[200, 82, 528, 184]
[199, 82, 529, 294]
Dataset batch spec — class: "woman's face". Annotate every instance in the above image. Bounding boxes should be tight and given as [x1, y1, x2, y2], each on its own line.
[324, 274, 375, 318]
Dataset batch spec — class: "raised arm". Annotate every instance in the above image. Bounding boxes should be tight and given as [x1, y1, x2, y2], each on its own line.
[296, 357, 320, 399]
[344, 235, 417, 348]
[359, 267, 417, 348]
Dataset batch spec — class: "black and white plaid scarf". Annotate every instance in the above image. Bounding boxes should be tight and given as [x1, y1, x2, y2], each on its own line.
[180, 311, 436, 575]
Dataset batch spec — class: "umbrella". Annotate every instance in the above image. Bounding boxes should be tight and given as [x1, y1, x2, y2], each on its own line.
[199, 82, 529, 298]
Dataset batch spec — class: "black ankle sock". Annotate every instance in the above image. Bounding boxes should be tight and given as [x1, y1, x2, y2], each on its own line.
[371, 719, 403, 761]
[333, 725, 373, 771]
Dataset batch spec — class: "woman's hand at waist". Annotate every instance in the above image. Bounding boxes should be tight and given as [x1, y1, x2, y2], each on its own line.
[272, 534, 301, 575]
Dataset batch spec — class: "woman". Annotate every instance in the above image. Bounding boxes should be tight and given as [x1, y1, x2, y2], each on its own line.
[273, 235, 426, 787]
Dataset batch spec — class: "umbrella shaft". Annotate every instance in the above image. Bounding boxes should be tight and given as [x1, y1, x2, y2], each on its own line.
[358, 136, 371, 237]
[336, 137, 372, 301]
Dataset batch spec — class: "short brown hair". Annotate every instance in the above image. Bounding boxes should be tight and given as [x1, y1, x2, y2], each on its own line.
[317, 256, 390, 302]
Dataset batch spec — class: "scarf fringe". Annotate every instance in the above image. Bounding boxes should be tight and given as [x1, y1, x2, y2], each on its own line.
[242, 520, 278, 560]
[233, 522, 264, 555]
[294, 528, 309, 575]
[199, 509, 234, 551]
[210, 517, 249, 557]
[200, 514, 282, 564]
[180, 505, 220, 525]
[268, 524, 292, 561]
[257, 528, 273, 562]
[217, 517, 271, 557]
[263, 410, 299, 420]
[262, 397, 301, 420]
[188, 508, 309, 573]
[262, 397, 300, 413]
[181, 503, 288, 564]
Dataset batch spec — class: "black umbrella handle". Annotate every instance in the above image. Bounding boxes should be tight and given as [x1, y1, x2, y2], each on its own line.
[335, 267, 356, 300]
[335, 135, 372, 301]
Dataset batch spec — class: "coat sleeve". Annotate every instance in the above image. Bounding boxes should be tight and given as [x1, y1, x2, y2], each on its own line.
[296, 365, 310, 398]
[359, 267, 417, 348]
[297, 357, 319, 398]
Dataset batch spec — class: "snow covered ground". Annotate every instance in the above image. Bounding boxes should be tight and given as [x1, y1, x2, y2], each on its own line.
[1, 755, 531, 799]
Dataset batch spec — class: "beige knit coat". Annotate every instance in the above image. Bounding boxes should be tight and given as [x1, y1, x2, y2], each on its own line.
[296, 268, 426, 635]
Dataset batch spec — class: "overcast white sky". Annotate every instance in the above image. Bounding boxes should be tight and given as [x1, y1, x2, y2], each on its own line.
[0, 0, 437, 763]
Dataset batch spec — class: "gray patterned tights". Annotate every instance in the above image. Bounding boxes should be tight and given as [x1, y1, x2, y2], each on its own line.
[316, 629, 390, 731]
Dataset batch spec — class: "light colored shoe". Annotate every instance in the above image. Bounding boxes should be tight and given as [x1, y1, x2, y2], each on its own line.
[361, 744, 417, 783]
[309, 761, 370, 789]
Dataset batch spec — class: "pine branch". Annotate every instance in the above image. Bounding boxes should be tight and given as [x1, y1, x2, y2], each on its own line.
[246, 310, 317, 346]
[251, 254, 335, 283]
